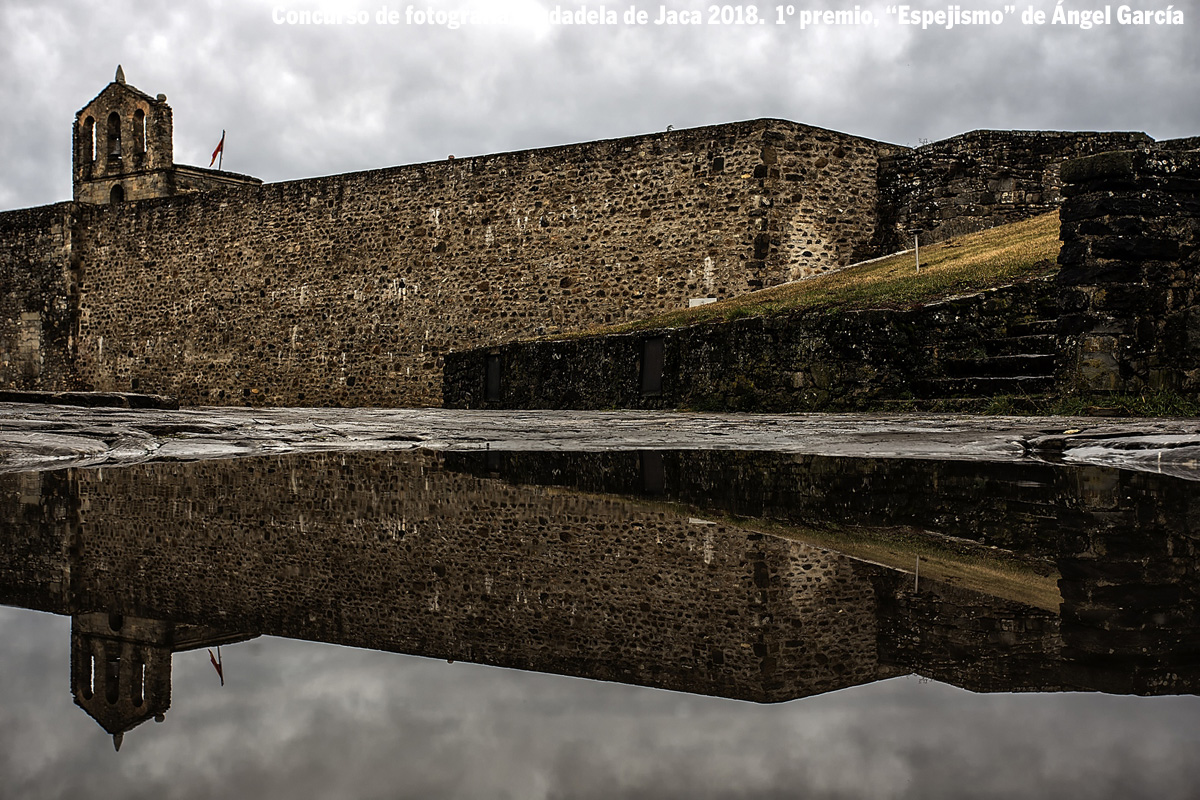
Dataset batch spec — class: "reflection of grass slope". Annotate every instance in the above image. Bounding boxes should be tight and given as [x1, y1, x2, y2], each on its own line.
[550, 487, 1062, 613]
[558, 211, 1061, 338]
[745, 519, 1063, 613]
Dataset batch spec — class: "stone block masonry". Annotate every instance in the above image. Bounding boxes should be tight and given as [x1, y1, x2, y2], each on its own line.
[874, 130, 1152, 253]
[1057, 148, 1200, 395]
[69, 119, 889, 406]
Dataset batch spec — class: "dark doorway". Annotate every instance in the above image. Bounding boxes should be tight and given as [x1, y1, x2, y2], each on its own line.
[485, 354, 501, 402]
[640, 337, 664, 397]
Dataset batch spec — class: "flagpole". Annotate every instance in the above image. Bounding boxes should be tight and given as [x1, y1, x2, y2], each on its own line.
[218, 129, 225, 171]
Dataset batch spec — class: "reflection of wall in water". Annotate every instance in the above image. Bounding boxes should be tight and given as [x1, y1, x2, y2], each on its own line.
[59, 451, 895, 702]
[3, 449, 1197, 701]
[447, 450, 1069, 556]
[71, 612, 172, 750]
[1055, 466, 1200, 695]
[873, 575, 1063, 693]
[453, 449, 1200, 695]
[69, 611, 253, 750]
[0, 469, 77, 613]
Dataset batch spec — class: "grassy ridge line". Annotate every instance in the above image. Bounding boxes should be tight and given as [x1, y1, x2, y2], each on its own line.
[750, 518, 1063, 612]
[556, 211, 1061, 340]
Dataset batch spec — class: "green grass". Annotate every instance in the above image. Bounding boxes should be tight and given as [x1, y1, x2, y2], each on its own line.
[553, 211, 1061, 339]
[1051, 390, 1200, 418]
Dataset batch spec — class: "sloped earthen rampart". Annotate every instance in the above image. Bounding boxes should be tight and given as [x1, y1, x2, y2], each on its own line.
[443, 278, 1055, 411]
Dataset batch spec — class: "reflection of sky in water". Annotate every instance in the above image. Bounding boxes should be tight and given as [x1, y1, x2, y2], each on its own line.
[2, 606, 1198, 799]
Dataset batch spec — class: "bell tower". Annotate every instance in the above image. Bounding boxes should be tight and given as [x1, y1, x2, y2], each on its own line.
[73, 65, 176, 205]
[70, 612, 173, 751]
[70, 610, 258, 750]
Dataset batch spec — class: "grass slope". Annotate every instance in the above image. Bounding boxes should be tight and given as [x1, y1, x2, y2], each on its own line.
[572, 211, 1061, 338]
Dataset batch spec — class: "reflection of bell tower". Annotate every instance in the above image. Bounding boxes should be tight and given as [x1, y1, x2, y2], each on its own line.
[70, 611, 256, 750]
[70, 612, 172, 751]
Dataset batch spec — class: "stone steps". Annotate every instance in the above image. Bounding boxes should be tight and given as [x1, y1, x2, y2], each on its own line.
[924, 313, 1060, 400]
[984, 333, 1057, 357]
[917, 375, 1057, 398]
[945, 354, 1057, 378]
[1006, 319, 1059, 338]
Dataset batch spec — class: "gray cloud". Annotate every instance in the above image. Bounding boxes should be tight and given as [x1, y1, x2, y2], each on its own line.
[3, 607, 1200, 799]
[2, 0, 1197, 210]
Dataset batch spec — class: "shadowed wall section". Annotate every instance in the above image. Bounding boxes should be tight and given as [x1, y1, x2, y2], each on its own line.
[1058, 148, 1200, 396]
[0, 204, 78, 391]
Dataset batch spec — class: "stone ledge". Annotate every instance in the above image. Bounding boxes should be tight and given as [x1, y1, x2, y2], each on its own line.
[1061, 149, 1200, 185]
[0, 390, 179, 410]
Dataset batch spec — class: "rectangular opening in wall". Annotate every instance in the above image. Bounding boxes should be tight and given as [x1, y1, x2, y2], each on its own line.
[641, 336, 664, 397]
[640, 451, 665, 495]
[17, 312, 42, 381]
[485, 353, 501, 402]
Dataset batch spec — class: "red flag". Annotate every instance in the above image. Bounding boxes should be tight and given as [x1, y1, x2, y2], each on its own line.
[209, 131, 225, 168]
[208, 647, 225, 686]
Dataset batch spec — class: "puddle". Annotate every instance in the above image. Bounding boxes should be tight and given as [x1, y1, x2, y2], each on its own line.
[1, 439, 1199, 796]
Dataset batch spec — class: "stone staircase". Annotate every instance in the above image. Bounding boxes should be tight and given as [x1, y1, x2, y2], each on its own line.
[918, 313, 1060, 402]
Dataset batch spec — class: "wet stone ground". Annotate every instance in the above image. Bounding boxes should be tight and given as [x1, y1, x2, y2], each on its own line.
[0, 403, 1198, 480]
[2, 405, 1200, 797]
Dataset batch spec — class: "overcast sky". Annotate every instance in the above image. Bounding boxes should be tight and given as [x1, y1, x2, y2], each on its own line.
[3, 606, 1200, 799]
[1, 0, 1198, 211]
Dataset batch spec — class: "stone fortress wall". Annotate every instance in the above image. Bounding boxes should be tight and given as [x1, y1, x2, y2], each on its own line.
[443, 277, 1058, 410]
[0, 204, 77, 392]
[2, 72, 901, 406]
[1057, 148, 1200, 396]
[1, 71, 1181, 407]
[874, 130, 1154, 251]
[66, 120, 887, 407]
[449, 142, 1200, 411]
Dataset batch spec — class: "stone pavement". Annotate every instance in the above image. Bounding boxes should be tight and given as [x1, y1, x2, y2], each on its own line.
[0, 404, 1198, 480]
